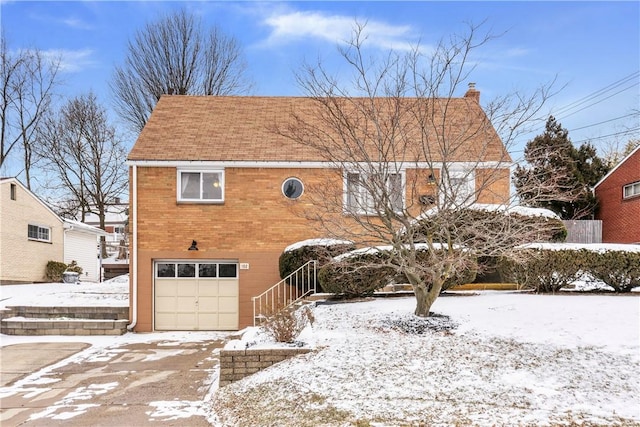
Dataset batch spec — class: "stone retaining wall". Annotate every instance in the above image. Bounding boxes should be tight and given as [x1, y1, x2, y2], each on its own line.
[219, 348, 311, 386]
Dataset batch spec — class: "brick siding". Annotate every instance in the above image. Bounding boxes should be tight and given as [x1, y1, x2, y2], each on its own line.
[131, 165, 511, 331]
[595, 149, 640, 243]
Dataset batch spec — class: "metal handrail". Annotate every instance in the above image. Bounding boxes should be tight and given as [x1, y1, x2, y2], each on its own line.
[252, 260, 317, 326]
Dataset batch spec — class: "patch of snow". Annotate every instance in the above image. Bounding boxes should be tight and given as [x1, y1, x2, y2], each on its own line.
[147, 400, 208, 420]
[284, 238, 353, 253]
[333, 243, 451, 261]
[213, 294, 640, 425]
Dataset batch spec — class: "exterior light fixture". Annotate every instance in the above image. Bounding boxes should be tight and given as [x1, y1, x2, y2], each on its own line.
[188, 240, 198, 251]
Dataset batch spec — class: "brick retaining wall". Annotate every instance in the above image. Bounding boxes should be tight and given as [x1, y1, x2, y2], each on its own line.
[219, 348, 311, 386]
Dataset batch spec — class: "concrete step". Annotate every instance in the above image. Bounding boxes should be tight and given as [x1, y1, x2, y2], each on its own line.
[1, 318, 128, 336]
[1, 306, 128, 320]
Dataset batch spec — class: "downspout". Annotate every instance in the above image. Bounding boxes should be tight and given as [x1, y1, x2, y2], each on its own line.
[127, 164, 138, 331]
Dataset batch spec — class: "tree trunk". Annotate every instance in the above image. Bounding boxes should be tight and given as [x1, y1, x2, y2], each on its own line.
[405, 269, 444, 317]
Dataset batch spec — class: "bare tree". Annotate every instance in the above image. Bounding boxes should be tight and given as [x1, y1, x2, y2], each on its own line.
[0, 34, 61, 187]
[276, 23, 559, 317]
[111, 8, 252, 133]
[36, 92, 128, 255]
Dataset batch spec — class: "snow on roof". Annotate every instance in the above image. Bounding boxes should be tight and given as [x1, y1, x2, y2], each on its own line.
[518, 242, 640, 253]
[284, 238, 354, 253]
[63, 219, 109, 236]
[410, 204, 560, 226]
[333, 243, 453, 262]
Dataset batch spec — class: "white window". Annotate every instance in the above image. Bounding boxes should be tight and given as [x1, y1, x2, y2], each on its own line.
[177, 170, 224, 202]
[28, 224, 50, 242]
[623, 181, 640, 199]
[345, 172, 403, 214]
[441, 169, 475, 207]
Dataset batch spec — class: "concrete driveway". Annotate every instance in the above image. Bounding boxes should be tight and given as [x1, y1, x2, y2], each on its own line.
[0, 337, 227, 426]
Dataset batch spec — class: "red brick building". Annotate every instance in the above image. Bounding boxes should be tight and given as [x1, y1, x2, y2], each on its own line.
[594, 145, 640, 243]
[127, 93, 512, 332]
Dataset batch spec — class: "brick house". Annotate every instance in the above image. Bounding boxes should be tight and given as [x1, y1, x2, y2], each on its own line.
[594, 145, 640, 243]
[127, 90, 511, 332]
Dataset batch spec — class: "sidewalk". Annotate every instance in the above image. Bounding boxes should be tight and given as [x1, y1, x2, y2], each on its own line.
[0, 342, 90, 386]
[0, 338, 225, 426]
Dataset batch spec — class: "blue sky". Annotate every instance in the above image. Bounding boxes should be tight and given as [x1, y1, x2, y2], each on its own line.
[1, 1, 639, 176]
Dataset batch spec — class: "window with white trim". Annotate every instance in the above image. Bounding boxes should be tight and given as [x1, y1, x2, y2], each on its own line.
[345, 172, 403, 214]
[440, 169, 476, 207]
[177, 170, 224, 202]
[28, 224, 51, 242]
[623, 181, 640, 199]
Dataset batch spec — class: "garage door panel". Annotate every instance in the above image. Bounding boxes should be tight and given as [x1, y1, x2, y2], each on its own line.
[155, 281, 177, 297]
[198, 295, 219, 310]
[197, 281, 219, 297]
[155, 313, 176, 330]
[218, 282, 238, 297]
[198, 313, 218, 329]
[218, 296, 238, 313]
[218, 313, 238, 329]
[177, 282, 197, 296]
[176, 313, 197, 329]
[154, 261, 238, 331]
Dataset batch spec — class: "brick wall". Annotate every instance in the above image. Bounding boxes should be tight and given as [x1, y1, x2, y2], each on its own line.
[131, 165, 512, 331]
[219, 348, 311, 386]
[595, 149, 640, 243]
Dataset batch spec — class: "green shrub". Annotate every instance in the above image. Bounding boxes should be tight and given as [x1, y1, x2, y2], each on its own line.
[45, 261, 68, 282]
[279, 239, 355, 292]
[499, 249, 588, 292]
[319, 246, 477, 297]
[318, 251, 395, 298]
[587, 250, 640, 292]
[395, 250, 477, 291]
[65, 260, 83, 274]
[410, 207, 567, 247]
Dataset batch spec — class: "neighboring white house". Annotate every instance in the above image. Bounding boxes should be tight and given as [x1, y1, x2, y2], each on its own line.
[83, 200, 128, 257]
[0, 177, 108, 284]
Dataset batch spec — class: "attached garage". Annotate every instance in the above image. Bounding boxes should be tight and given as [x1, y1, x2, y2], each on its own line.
[154, 260, 239, 331]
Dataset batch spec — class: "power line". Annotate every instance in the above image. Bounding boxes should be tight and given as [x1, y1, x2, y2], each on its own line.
[555, 82, 638, 122]
[552, 71, 639, 117]
[572, 127, 640, 144]
[568, 112, 639, 132]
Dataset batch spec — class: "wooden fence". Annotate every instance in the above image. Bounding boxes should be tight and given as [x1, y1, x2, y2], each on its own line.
[562, 220, 602, 244]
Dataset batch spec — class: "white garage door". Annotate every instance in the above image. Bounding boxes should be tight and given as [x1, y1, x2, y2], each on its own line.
[154, 261, 239, 331]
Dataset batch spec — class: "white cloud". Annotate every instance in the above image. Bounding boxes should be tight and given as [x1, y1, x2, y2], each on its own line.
[262, 11, 417, 51]
[41, 49, 96, 73]
[61, 17, 94, 30]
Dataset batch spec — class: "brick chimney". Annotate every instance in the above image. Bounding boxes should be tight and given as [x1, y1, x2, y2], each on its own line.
[464, 82, 480, 102]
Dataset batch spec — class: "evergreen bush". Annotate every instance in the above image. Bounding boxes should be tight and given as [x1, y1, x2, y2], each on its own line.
[587, 251, 640, 292]
[318, 251, 395, 298]
[279, 239, 355, 292]
[499, 249, 588, 293]
[45, 261, 69, 282]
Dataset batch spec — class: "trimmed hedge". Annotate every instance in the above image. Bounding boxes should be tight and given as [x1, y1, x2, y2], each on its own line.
[45, 261, 68, 282]
[279, 240, 355, 293]
[499, 249, 585, 293]
[587, 250, 640, 292]
[318, 251, 395, 298]
[499, 248, 640, 293]
[319, 247, 477, 298]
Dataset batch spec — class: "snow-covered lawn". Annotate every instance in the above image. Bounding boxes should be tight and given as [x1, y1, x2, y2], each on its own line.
[212, 293, 640, 426]
[1, 277, 639, 425]
[0, 275, 129, 309]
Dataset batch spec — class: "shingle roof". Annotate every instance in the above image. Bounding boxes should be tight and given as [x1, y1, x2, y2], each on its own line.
[128, 96, 510, 163]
